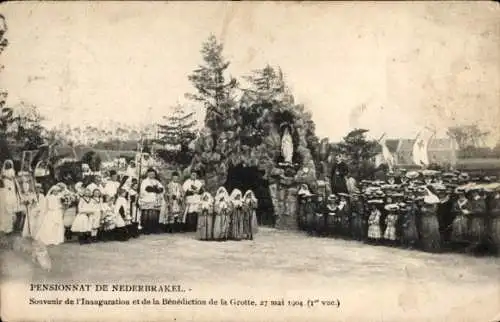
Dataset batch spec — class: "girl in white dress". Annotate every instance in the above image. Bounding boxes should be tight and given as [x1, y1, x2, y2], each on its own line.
[89, 189, 103, 242]
[367, 200, 383, 244]
[71, 188, 93, 244]
[35, 184, 65, 246]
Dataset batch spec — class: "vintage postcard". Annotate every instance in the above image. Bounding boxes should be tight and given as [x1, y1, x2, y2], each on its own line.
[0, 1, 499, 321]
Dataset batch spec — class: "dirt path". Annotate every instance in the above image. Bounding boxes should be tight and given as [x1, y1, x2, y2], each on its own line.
[2, 228, 499, 321]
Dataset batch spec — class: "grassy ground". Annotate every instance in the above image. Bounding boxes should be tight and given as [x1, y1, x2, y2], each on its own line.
[2, 228, 499, 322]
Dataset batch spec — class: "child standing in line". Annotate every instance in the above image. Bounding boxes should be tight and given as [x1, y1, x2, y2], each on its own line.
[367, 199, 383, 245]
[383, 204, 400, 246]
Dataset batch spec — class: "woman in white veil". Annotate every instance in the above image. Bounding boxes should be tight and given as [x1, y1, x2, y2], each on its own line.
[35, 183, 65, 246]
[243, 190, 259, 239]
[1, 160, 20, 234]
[213, 187, 230, 241]
[196, 191, 214, 241]
[229, 189, 244, 241]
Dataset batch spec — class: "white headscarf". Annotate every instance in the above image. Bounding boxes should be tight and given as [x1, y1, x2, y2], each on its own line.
[1, 159, 15, 178]
[200, 191, 214, 212]
[243, 190, 258, 208]
[214, 187, 230, 213]
[230, 189, 243, 208]
[46, 184, 63, 196]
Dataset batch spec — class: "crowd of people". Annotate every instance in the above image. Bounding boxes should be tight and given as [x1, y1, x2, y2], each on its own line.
[2, 152, 500, 256]
[0, 156, 260, 246]
[298, 169, 500, 254]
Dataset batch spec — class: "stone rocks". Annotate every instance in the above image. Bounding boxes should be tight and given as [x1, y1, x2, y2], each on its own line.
[275, 185, 299, 230]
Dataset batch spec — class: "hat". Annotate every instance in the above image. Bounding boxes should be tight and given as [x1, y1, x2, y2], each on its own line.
[432, 183, 447, 191]
[35, 183, 42, 188]
[328, 194, 338, 201]
[109, 170, 117, 176]
[367, 199, 383, 204]
[384, 203, 399, 211]
[442, 172, 456, 178]
[422, 169, 440, 177]
[458, 172, 469, 180]
[424, 195, 440, 204]
[406, 171, 419, 179]
[338, 192, 350, 198]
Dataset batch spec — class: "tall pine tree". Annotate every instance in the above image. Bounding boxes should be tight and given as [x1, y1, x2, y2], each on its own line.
[185, 35, 238, 136]
[157, 104, 197, 151]
[335, 128, 378, 180]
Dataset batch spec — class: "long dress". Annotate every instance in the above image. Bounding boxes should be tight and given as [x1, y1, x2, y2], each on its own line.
[469, 198, 487, 245]
[128, 190, 139, 237]
[36, 193, 64, 245]
[71, 198, 93, 234]
[450, 199, 471, 244]
[0, 177, 21, 234]
[420, 204, 441, 252]
[229, 189, 244, 241]
[139, 178, 164, 234]
[113, 196, 132, 241]
[0, 186, 14, 234]
[367, 210, 382, 241]
[339, 202, 351, 237]
[166, 182, 183, 232]
[303, 196, 315, 233]
[324, 205, 337, 236]
[63, 206, 77, 229]
[22, 193, 43, 238]
[196, 192, 214, 241]
[384, 213, 399, 242]
[89, 198, 103, 238]
[488, 196, 500, 252]
[350, 200, 365, 241]
[213, 187, 230, 240]
[243, 190, 259, 239]
[281, 128, 294, 164]
[182, 179, 203, 232]
[401, 204, 419, 247]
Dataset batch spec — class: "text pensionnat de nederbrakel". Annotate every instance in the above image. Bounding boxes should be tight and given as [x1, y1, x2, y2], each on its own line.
[30, 283, 185, 293]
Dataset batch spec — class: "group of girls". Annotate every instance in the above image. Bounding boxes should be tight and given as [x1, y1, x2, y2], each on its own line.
[196, 187, 259, 241]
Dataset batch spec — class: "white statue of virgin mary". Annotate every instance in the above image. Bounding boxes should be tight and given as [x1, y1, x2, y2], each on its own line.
[281, 124, 294, 164]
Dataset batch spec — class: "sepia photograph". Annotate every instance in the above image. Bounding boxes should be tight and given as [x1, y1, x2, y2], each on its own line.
[0, 2, 499, 321]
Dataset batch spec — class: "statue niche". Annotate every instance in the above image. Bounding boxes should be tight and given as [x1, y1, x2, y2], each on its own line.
[277, 122, 301, 171]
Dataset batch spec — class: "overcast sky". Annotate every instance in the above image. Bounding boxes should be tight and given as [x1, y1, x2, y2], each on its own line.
[1, 2, 498, 143]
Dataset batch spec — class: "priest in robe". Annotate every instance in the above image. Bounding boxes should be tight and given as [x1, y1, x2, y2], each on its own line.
[182, 169, 204, 232]
[330, 157, 349, 194]
[138, 168, 164, 235]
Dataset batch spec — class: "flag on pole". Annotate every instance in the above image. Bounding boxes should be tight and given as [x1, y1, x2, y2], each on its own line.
[375, 133, 395, 170]
[380, 135, 395, 170]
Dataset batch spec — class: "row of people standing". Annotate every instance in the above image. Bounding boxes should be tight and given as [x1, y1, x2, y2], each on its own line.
[196, 187, 259, 241]
[298, 171, 500, 255]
